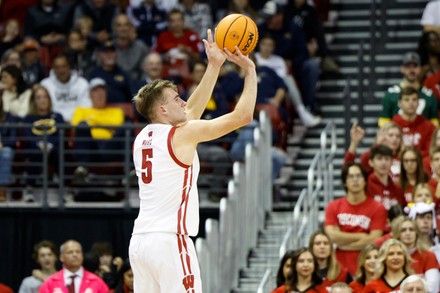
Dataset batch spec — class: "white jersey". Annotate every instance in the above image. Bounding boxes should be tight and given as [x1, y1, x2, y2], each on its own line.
[132, 124, 200, 236]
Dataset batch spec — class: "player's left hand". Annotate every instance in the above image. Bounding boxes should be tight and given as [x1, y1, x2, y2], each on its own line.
[203, 29, 226, 67]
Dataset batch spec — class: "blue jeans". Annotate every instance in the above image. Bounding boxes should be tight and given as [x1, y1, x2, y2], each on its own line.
[0, 147, 14, 185]
[299, 58, 320, 110]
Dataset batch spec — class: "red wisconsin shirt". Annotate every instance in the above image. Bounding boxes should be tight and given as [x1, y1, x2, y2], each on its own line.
[271, 284, 327, 293]
[153, 29, 202, 55]
[325, 197, 387, 275]
[410, 249, 439, 274]
[322, 266, 351, 288]
[349, 281, 365, 293]
[366, 173, 406, 210]
[392, 114, 435, 157]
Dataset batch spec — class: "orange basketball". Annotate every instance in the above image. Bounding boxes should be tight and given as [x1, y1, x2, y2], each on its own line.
[215, 14, 259, 55]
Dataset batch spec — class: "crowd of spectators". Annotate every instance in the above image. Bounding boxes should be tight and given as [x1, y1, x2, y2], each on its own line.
[271, 1, 440, 291]
[0, 0, 337, 203]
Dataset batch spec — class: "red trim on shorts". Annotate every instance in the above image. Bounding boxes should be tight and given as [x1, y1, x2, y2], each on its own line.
[167, 126, 190, 168]
[176, 235, 195, 291]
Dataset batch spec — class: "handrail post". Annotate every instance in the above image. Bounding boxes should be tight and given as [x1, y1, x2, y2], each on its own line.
[358, 40, 364, 123]
[58, 127, 65, 209]
[42, 128, 49, 209]
[123, 127, 131, 210]
[343, 78, 351, 149]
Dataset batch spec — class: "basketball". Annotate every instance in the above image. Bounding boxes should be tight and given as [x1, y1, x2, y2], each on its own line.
[215, 14, 259, 55]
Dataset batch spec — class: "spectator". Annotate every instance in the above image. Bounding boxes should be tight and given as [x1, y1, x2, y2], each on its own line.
[400, 275, 428, 293]
[20, 38, 46, 86]
[428, 146, 440, 210]
[363, 239, 413, 293]
[274, 250, 294, 288]
[0, 98, 18, 202]
[88, 40, 133, 104]
[344, 122, 403, 182]
[111, 259, 133, 293]
[0, 19, 23, 58]
[406, 200, 440, 264]
[286, 0, 338, 72]
[41, 52, 91, 122]
[152, 9, 202, 81]
[324, 162, 387, 275]
[225, 0, 261, 24]
[113, 14, 148, 82]
[258, 1, 321, 116]
[21, 84, 64, 201]
[392, 87, 436, 158]
[18, 240, 58, 293]
[366, 145, 406, 210]
[1, 64, 32, 117]
[255, 34, 321, 127]
[330, 283, 352, 293]
[132, 52, 163, 94]
[422, 128, 440, 176]
[175, 0, 213, 40]
[39, 239, 109, 293]
[348, 244, 379, 293]
[1, 48, 22, 69]
[421, 0, 440, 37]
[126, 0, 167, 47]
[65, 30, 96, 78]
[24, 0, 73, 63]
[399, 147, 428, 203]
[73, 16, 96, 50]
[373, 204, 405, 247]
[308, 230, 351, 287]
[379, 52, 438, 128]
[89, 241, 123, 289]
[393, 217, 439, 293]
[73, 0, 119, 45]
[70, 78, 125, 182]
[417, 30, 440, 80]
[271, 248, 325, 293]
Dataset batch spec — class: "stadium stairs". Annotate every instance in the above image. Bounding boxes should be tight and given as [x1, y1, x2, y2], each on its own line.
[231, 0, 425, 292]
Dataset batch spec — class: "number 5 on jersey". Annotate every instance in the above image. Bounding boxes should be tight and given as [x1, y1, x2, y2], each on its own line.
[142, 148, 153, 184]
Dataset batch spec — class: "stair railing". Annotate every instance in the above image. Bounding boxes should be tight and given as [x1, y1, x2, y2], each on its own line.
[195, 111, 272, 293]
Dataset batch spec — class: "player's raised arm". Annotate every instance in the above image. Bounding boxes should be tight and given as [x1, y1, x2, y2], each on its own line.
[185, 29, 227, 121]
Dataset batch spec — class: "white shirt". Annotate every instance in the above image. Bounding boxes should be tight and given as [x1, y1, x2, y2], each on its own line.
[421, 0, 440, 25]
[63, 267, 84, 293]
[255, 53, 288, 78]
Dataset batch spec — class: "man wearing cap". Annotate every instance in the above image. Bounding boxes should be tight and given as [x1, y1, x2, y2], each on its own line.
[70, 77, 125, 181]
[41, 52, 91, 122]
[88, 40, 133, 104]
[21, 38, 45, 86]
[379, 51, 438, 128]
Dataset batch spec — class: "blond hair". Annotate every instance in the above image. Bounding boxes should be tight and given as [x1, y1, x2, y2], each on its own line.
[374, 239, 413, 279]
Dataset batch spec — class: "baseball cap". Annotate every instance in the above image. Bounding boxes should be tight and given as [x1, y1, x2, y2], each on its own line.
[89, 78, 106, 90]
[98, 40, 116, 52]
[260, 1, 282, 18]
[22, 38, 39, 51]
[402, 52, 420, 66]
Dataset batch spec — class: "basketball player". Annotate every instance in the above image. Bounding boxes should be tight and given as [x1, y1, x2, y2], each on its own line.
[129, 29, 257, 292]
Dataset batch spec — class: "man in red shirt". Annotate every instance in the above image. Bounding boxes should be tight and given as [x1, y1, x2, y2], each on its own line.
[325, 162, 387, 275]
[152, 9, 202, 81]
[392, 87, 436, 157]
[367, 145, 406, 210]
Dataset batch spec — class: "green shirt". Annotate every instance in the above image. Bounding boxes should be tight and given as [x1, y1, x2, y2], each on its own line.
[379, 84, 439, 127]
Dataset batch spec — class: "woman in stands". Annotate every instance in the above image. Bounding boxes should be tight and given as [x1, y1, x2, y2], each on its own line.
[271, 248, 325, 293]
[20, 84, 64, 201]
[308, 230, 351, 288]
[0, 64, 31, 117]
[417, 30, 440, 81]
[394, 217, 440, 292]
[363, 239, 413, 293]
[423, 128, 440, 176]
[111, 259, 133, 293]
[349, 244, 378, 293]
[344, 122, 402, 182]
[275, 250, 295, 288]
[399, 147, 428, 203]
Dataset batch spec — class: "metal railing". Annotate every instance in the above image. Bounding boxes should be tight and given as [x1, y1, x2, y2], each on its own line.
[257, 121, 337, 293]
[195, 111, 272, 293]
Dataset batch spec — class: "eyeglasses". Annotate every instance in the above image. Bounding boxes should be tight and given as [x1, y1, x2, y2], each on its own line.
[347, 173, 364, 180]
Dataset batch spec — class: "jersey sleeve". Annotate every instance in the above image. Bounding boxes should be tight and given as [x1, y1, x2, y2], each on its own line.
[369, 203, 387, 231]
[324, 200, 339, 226]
